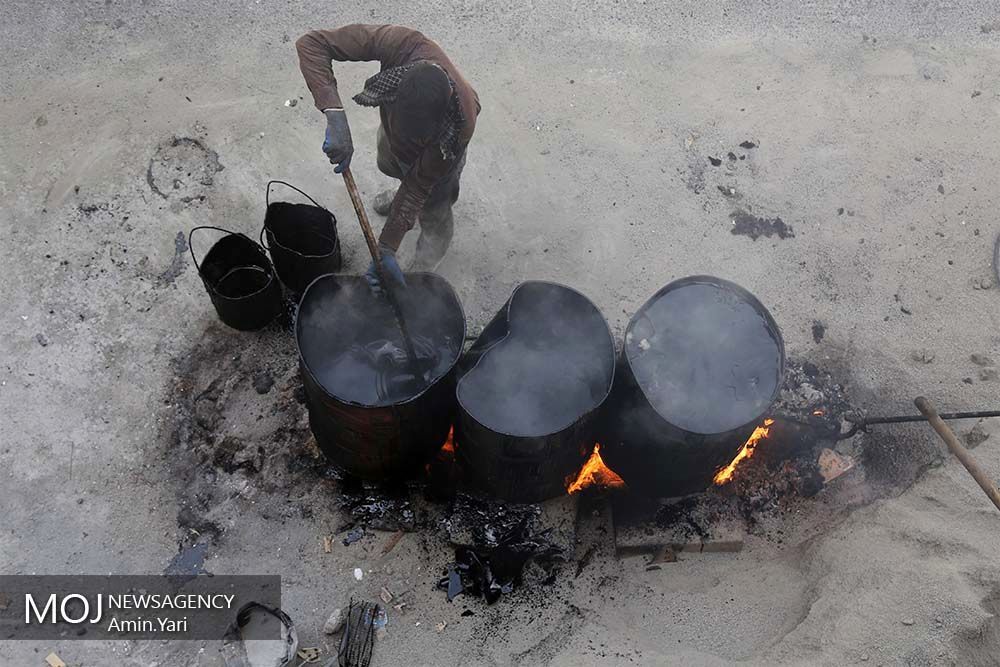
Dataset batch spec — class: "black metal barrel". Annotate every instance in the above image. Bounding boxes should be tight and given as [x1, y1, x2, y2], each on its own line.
[599, 275, 785, 497]
[296, 274, 465, 480]
[188, 226, 283, 331]
[262, 180, 341, 294]
[455, 282, 616, 503]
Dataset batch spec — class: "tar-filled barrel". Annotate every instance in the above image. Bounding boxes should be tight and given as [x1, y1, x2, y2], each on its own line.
[262, 180, 342, 294]
[456, 282, 616, 503]
[296, 274, 465, 480]
[599, 276, 785, 497]
[189, 226, 283, 331]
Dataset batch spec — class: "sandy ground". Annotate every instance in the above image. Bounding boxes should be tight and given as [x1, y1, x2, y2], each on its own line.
[3, 0, 1000, 665]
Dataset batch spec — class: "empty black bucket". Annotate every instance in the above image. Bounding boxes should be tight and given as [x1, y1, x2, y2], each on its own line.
[599, 275, 785, 497]
[296, 274, 466, 480]
[189, 225, 283, 331]
[262, 180, 341, 293]
[455, 282, 616, 503]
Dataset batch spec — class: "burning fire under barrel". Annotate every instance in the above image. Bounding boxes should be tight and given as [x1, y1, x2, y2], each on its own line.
[454, 282, 616, 503]
[294, 270, 812, 507]
[598, 276, 786, 498]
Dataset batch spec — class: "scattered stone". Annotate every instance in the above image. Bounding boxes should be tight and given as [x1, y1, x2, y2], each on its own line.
[978, 367, 998, 382]
[708, 156, 722, 166]
[435, 621, 447, 633]
[739, 140, 757, 149]
[284, 98, 298, 107]
[937, 184, 945, 194]
[811, 321, 826, 343]
[353, 567, 363, 581]
[730, 209, 794, 241]
[911, 349, 935, 364]
[727, 151, 738, 161]
[35, 333, 49, 347]
[965, 422, 991, 449]
[717, 185, 741, 199]
[252, 371, 275, 394]
[837, 207, 844, 215]
[971, 354, 995, 367]
[900, 306, 912, 315]
[983, 21, 1000, 34]
[963, 378, 974, 385]
[972, 277, 994, 290]
[461, 609, 475, 617]
[35, 115, 48, 128]
[323, 608, 344, 635]
[901, 618, 915, 626]
[972, 90, 982, 98]
[342, 527, 365, 546]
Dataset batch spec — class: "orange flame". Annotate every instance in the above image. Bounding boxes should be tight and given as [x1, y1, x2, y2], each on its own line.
[712, 418, 775, 485]
[441, 427, 455, 455]
[567, 444, 626, 494]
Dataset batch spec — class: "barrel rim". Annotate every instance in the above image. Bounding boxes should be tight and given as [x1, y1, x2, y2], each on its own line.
[456, 280, 617, 439]
[294, 272, 467, 408]
[624, 274, 786, 436]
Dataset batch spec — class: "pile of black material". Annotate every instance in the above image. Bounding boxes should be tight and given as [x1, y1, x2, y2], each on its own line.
[336, 480, 419, 533]
[438, 495, 565, 604]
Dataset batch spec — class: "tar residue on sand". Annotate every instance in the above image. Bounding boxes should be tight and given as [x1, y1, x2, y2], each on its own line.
[297, 275, 463, 407]
[627, 279, 783, 434]
[730, 209, 795, 241]
[458, 282, 614, 437]
[439, 495, 565, 604]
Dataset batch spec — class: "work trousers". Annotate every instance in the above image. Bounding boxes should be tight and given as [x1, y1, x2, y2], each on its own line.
[376, 124, 465, 271]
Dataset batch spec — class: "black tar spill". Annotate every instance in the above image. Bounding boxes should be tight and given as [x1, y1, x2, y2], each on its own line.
[730, 209, 795, 241]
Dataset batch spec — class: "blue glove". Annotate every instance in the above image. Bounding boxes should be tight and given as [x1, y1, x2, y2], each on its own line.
[322, 109, 353, 174]
[365, 245, 407, 295]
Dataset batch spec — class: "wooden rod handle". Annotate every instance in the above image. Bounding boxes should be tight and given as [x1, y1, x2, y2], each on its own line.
[341, 168, 381, 264]
[915, 396, 1000, 513]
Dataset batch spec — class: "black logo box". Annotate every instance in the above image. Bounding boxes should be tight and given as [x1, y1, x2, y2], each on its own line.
[0, 575, 281, 640]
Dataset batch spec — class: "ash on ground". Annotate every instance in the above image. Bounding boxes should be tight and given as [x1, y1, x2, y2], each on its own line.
[163, 324, 337, 550]
[162, 326, 566, 601]
[721, 358, 860, 522]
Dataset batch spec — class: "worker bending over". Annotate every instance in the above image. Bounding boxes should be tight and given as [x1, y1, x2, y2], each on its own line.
[296, 24, 480, 288]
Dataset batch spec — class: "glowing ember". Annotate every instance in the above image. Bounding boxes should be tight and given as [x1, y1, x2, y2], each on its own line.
[712, 418, 775, 485]
[567, 444, 626, 494]
[441, 427, 455, 455]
